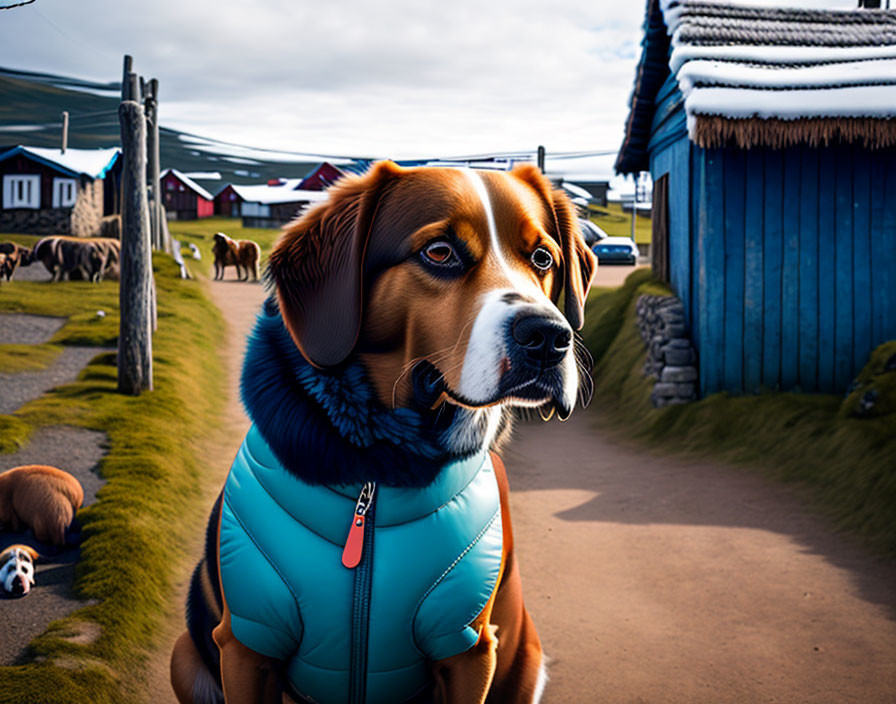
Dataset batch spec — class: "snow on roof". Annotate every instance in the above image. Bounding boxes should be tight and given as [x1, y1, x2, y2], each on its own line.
[162, 168, 215, 201]
[561, 182, 594, 201]
[230, 182, 330, 205]
[183, 171, 222, 180]
[0, 145, 119, 178]
[664, 2, 896, 134]
[618, 1, 896, 172]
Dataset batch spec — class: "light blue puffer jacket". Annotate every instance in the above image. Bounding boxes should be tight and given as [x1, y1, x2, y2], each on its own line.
[219, 424, 504, 704]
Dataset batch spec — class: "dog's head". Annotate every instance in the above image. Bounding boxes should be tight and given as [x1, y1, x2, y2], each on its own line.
[268, 162, 596, 437]
[0, 545, 38, 597]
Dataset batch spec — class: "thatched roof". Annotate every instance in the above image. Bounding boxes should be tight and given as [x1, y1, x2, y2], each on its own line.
[616, 0, 896, 174]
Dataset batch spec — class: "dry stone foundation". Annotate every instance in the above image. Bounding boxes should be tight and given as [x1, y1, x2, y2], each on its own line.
[636, 295, 699, 407]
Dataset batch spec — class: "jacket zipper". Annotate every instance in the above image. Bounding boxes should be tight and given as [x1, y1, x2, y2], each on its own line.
[343, 482, 376, 704]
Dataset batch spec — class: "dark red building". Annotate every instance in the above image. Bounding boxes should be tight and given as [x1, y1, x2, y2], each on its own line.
[298, 162, 346, 191]
[161, 168, 214, 220]
[214, 184, 242, 217]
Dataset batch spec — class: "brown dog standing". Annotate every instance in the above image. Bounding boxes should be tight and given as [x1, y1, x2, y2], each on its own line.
[0, 465, 84, 546]
[172, 163, 596, 704]
[212, 233, 261, 281]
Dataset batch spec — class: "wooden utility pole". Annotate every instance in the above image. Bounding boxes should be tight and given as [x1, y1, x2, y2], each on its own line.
[122, 55, 133, 98]
[60, 111, 68, 153]
[537, 145, 546, 173]
[118, 55, 153, 394]
[145, 79, 160, 250]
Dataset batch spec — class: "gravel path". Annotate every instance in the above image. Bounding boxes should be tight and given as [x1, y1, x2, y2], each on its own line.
[9, 263, 50, 283]
[0, 346, 109, 414]
[0, 426, 107, 666]
[0, 314, 65, 345]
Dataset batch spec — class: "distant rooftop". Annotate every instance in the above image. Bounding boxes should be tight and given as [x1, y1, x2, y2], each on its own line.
[230, 181, 329, 205]
[0, 145, 119, 179]
[162, 168, 215, 201]
[617, 0, 896, 173]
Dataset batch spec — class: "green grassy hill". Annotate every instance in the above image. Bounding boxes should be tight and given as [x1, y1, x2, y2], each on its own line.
[0, 67, 319, 191]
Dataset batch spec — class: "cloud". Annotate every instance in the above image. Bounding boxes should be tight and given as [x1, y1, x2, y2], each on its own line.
[1, 0, 647, 160]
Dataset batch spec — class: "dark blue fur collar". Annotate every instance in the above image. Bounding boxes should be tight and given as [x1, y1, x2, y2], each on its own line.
[240, 299, 476, 487]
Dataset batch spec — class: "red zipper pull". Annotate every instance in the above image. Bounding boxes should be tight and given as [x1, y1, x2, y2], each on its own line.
[342, 482, 375, 569]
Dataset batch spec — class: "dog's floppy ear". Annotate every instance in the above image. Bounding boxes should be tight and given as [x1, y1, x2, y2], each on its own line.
[268, 160, 402, 367]
[511, 165, 597, 330]
[19, 545, 39, 562]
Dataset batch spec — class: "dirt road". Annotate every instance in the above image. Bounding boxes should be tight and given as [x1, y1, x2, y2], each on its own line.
[150, 276, 896, 704]
[507, 414, 896, 704]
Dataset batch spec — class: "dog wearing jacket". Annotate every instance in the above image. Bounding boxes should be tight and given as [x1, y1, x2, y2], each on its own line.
[170, 162, 596, 704]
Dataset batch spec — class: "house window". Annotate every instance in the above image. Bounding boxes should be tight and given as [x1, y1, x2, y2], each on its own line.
[52, 178, 77, 208]
[2, 174, 40, 209]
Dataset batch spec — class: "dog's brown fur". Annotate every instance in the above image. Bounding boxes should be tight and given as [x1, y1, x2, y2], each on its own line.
[0, 242, 32, 281]
[0, 465, 84, 546]
[212, 233, 261, 281]
[172, 163, 595, 704]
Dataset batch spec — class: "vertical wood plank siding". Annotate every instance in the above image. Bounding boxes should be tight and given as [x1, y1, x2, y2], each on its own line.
[798, 148, 819, 391]
[817, 149, 836, 392]
[834, 147, 855, 391]
[663, 143, 896, 396]
[762, 150, 783, 389]
[852, 152, 872, 379]
[743, 149, 764, 392]
[723, 150, 746, 393]
[670, 140, 691, 318]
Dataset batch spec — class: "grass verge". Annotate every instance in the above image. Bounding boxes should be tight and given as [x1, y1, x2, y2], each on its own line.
[582, 271, 896, 556]
[0, 254, 226, 703]
[164, 216, 280, 274]
[589, 202, 652, 245]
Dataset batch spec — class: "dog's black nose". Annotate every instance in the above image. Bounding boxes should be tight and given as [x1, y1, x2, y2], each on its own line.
[10, 577, 24, 595]
[511, 315, 572, 368]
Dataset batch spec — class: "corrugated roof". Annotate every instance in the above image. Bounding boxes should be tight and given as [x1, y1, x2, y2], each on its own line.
[0, 145, 120, 178]
[617, 1, 896, 172]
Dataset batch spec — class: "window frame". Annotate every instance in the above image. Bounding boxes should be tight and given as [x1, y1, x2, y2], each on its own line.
[2, 174, 41, 209]
[52, 177, 78, 208]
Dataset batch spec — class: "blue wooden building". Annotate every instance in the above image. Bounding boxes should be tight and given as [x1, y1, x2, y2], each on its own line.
[617, 0, 896, 396]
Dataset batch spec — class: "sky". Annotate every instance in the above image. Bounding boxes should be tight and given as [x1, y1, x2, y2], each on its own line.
[0, 0, 859, 179]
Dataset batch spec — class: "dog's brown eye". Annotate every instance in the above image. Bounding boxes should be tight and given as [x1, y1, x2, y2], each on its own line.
[531, 246, 553, 271]
[422, 241, 457, 265]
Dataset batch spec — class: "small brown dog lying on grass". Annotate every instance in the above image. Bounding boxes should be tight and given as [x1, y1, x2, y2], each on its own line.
[0, 465, 83, 546]
[212, 232, 261, 281]
[0, 544, 38, 597]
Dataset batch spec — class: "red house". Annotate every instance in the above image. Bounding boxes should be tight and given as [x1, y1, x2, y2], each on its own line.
[214, 184, 242, 217]
[298, 162, 346, 191]
[161, 168, 214, 220]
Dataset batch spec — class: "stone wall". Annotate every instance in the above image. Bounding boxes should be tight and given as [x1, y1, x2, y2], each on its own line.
[70, 178, 104, 237]
[636, 295, 699, 407]
[0, 207, 73, 235]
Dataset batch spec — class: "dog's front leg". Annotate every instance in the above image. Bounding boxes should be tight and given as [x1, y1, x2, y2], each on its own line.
[213, 604, 283, 704]
[431, 621, 499, 704]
